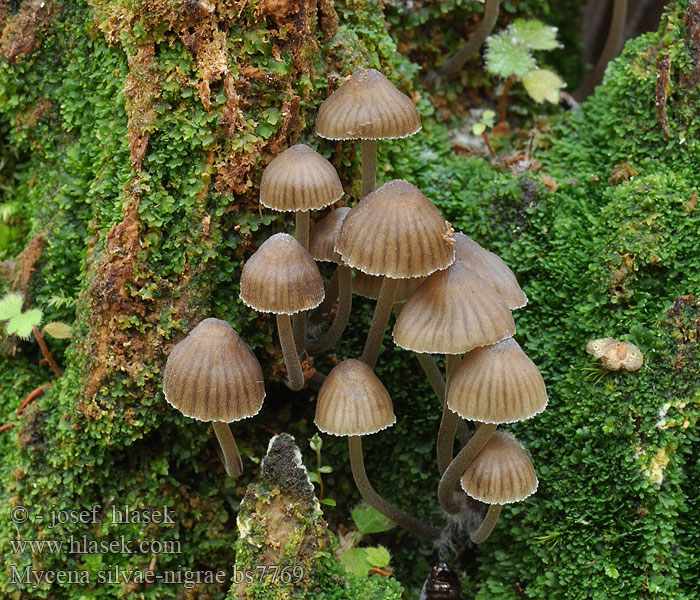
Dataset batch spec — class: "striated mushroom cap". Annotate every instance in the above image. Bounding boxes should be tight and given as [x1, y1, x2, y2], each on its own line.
[447, 338, 547, 423]
[316, 69, 421, 141]
[240, 233, 325, 314]
[309, 207, 351, 263]
[352, 271, 425, 304]
[453, 232, 528, 310]
[163, 318, 265, 423]
[460, 431, 538, 504]
[336, 180, 454, 279]
[315, 359, 396, 436]
[393, 261, 515, 354]
[260, 144, 344, 213]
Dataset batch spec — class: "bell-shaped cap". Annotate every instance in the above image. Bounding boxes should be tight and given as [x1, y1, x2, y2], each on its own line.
[393, 261, 515, 354]
[447, 338, 547, 423]
[336, 180, 454, 279]
[309, 207, 350, 263]
[352, 271, 425, 304]
[163, 318, 265, 422]
[315, 359, 396, 436]
[240, 233, 325, 314]
[260, 144, 344, 213]
[316, 69, 421, 141]
[453, 233, 527, 310]
[460, 431, 538, 504]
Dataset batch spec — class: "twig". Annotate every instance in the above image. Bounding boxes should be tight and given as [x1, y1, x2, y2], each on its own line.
[17, 383, 51, 415]
[0, 423, 15, 434]
[33, 326, 62, 378]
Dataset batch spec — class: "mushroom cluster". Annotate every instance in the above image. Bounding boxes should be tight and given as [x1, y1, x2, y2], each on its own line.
[161, 68, 547, 550]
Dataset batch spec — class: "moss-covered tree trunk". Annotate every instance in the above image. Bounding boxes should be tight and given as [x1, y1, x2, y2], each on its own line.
[1, 0, 699, 599]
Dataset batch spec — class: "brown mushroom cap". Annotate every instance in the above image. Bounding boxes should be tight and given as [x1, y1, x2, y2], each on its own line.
[260, 144, 344, 213]
[393, 261, 515, 354]
[460, 431, 538, 504]
[352, 271, 425, 304]
[453, 232, 528, 310]
[447, 338, 547, 424]
[163, 318, 265, 422]
[240, 233, 325, 314]
[315, 359, 396, 436]
[309, 207, 351, 263]
[336, 180, 454, 278]
[316, 69, 421, 141]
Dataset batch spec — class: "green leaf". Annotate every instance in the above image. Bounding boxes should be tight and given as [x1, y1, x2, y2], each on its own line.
[318, 465, 333, 473]
[351, 503, 395, 534]
[339, 548, 371, 577]
[321, 498, 336, 506]
[522, 68, 565, 103]
[365, 545, 391, 568]
[472, 122, 486, 136]
[6, 309, 43, 339]
[43, 321, 73, 339]
[0, 293, 23, 321]
[485, 32, 535, 78]
[510, 19, 560, 50]
[482, 110, 496, 127]
[309, 432, 322, 452]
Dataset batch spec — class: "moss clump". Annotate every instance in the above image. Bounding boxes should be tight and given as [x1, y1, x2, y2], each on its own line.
[231, 433, 403, 600]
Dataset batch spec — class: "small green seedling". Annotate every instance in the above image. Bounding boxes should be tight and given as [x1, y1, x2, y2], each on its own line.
[485, 19, 565, 120]
[472, 109, 497, 158]
[338, 503, 395, 577]
[308, 433, 336, 506]
[0, 292, 72, 377]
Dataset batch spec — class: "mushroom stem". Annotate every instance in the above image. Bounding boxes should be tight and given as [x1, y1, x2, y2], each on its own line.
[292, 211, 311, 353]
[361, 276, 399, 368]
[360, 139, 377, 199]
[348, 435, 441, 542]
[428, 0, 500, 83]
[436, 354, 463, 475]
[212, 421, 243, 478]
[310, 269, 340, 328]
[438, 422, 498, 514]
[470, 504, 502, 544]
[276, 314, 305, 391]
[437, 408, 459, 476]
[307, 265, 352, 354]
[414, 352, 471, 452]
[575, 0, 628, 100]
[295, 210, 310, 251]
[415, 353, 446, 407]
[33, 326, 62, 378]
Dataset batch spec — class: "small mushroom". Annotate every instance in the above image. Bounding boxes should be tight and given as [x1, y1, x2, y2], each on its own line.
[586, 337, 643, 371]
[459, 431, 538, 543]
[336, 179, 455, 367]
[392, 261, 516, 476]
[260, 144, 343, 353]
[240, 233, 324, 391]
[315, 359, 440, 541]
[452, 232, 528, 310]
[163, 318, 265, 479]
[316, 69, 421, 198]
[260, 143, 343, 251]
[438, 338, 546, 514]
